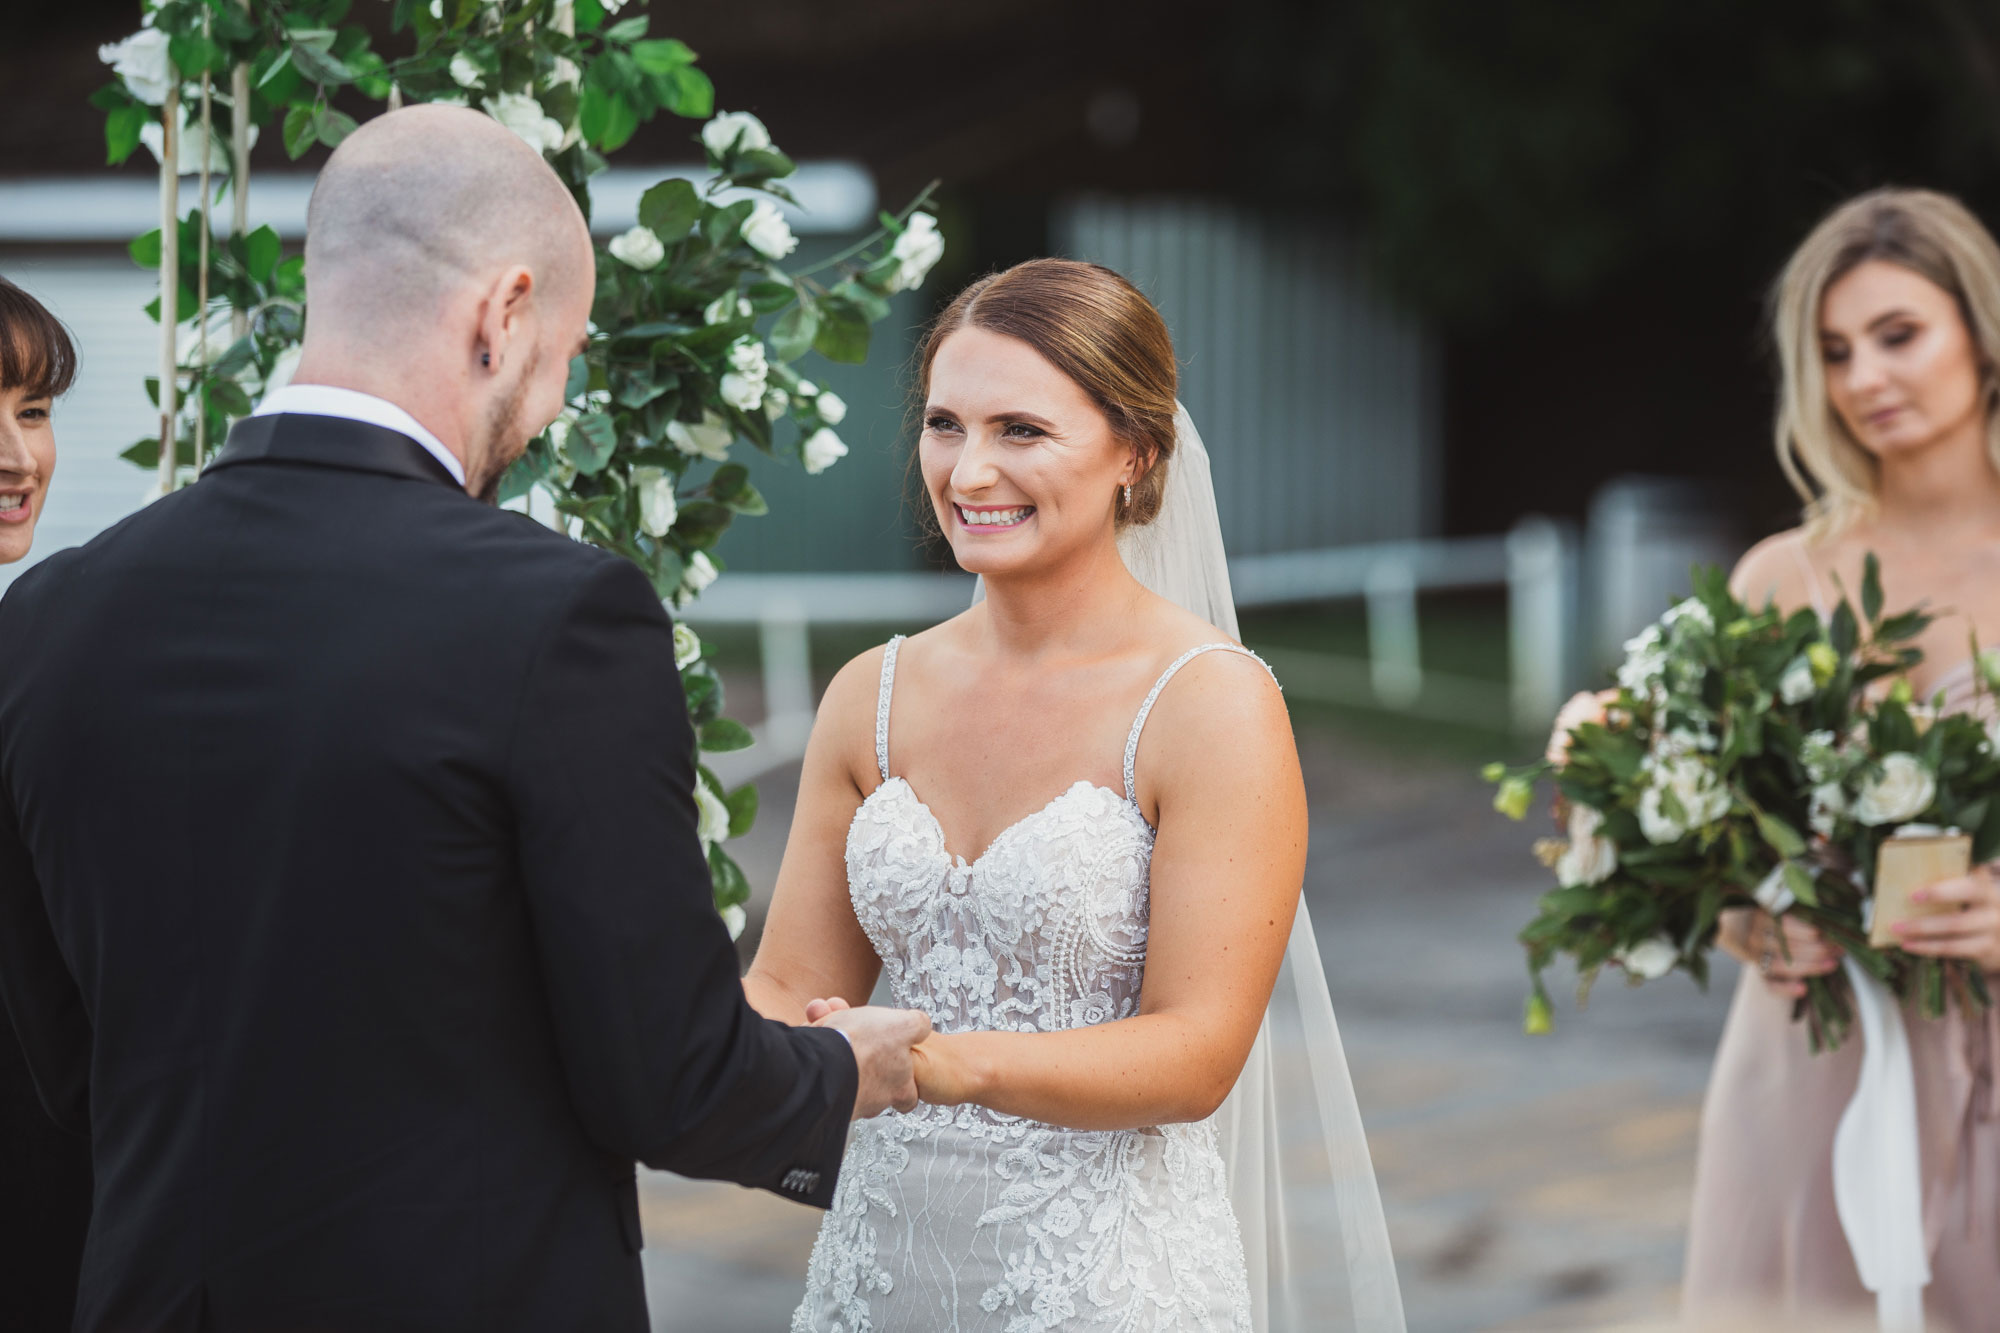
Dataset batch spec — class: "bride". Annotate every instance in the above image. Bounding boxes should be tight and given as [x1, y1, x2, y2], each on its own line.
[744, 258, 1402, 1332]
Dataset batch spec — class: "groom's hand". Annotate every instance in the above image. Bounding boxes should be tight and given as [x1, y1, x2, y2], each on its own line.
[818, 1005, 930, 1119]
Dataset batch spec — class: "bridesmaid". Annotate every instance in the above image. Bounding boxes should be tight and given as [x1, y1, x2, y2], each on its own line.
[1686, 189, 2000, 1329]
[0, 275, 91, 1327]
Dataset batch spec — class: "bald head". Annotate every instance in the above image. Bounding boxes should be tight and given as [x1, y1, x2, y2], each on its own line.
[304, 104, 592, 340]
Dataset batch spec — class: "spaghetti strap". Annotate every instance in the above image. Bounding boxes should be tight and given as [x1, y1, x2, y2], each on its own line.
[1789, 533, 1831, 620]
[875, 635, 905, 783]
[1123, 642, 1276, 804]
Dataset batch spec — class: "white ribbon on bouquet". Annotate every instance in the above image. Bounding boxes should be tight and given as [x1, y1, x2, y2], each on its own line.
[1832, 958, 1931, 1333]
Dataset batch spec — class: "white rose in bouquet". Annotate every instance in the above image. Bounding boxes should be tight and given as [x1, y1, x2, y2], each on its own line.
[740, 200, 798, 260]
[1615, 935, 1679, 980]
[694, 776, 731, 853]
[1616, 624, 1667, 694]
[1556, 803, 1618, 887]
[1753, 862, 1797, 915]
[886, 213, 946, 293]
[702, 110, 772, 158]
[1637, 754, 1729, 844]
[1853, 752, 1937, 826]
[673, 623, 702, 671]
[802, 427, 848, 476]
[763, 387, 789, 420]
[1808, 783, 1849, 837]
[482, 92, 566, 155]
[608, 225, 665, 271]
[812, 389, 847, 426]
[667, 409, 734, 460]
[1662, 596, 1714, 633]
[99, 26, 174, 106]
[631, 466, 678, 537]
[1780, 657, 1817, 705]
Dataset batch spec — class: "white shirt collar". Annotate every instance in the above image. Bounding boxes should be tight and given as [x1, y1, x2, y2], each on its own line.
[253, 385, 467, 487]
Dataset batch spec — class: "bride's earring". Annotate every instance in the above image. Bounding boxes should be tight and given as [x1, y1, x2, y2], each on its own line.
[1121, 483, 1133, 510]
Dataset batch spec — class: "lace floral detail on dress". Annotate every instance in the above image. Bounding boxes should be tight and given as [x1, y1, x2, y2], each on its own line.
[792, 641, 1266, 1333]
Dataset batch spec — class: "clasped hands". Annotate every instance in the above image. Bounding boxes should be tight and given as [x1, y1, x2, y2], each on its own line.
[806, 995, 969, 1118]
[1725, 865, 2000, 999]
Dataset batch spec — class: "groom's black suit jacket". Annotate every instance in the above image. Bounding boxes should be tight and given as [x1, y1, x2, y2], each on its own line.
[0, 414, 856, 1331]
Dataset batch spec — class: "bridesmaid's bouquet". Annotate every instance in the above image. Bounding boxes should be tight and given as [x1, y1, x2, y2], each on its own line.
[1488, 557, 2000, 1050]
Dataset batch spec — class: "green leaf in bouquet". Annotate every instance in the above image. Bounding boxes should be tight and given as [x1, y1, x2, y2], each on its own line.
[1782, 862, 1820, 909]
[1862, 552, 1884, 625]
[1492, 776, 1534, 820]
[1875, 609, 1934, 644]
[1873, 701, 1920, 756]
[630, 38, 696, 74]
[1751, 807, 1807, 860]
[1830, 601, 1860, 657]
[1975, 797, 2000, 864]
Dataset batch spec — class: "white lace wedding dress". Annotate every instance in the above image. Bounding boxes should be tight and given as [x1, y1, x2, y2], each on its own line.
[791, 635, 1266, 1333]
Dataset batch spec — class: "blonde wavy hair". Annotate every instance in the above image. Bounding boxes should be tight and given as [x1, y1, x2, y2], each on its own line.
[1772, 187, 2000, 537]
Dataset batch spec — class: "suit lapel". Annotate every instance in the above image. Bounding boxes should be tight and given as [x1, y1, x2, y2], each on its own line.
[207, 414, 464, 490]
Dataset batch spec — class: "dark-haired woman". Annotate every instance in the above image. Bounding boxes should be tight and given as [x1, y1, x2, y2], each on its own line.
[0, 274, 91, 1329]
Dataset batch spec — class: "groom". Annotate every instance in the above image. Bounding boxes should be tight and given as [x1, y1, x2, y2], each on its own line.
[0, 105, 925, 1331]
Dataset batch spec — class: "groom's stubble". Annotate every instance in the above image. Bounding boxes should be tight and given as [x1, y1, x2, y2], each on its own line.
[467, 342, 541, 504]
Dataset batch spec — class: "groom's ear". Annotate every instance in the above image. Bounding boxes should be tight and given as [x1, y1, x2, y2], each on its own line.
[473, 265, 537, 373]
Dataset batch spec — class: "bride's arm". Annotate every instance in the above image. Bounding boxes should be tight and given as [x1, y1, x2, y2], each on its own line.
[911, 651, 1305, 1129]
[741, 649, 886, 1026]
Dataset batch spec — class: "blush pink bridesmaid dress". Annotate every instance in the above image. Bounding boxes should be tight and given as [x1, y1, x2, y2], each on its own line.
[1684, 543, 2000, 1332]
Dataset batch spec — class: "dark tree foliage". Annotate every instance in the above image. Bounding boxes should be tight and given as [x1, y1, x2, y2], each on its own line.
[1231, 0, 2000, 324]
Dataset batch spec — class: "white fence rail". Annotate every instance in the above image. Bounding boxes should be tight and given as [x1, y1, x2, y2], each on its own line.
[688, 516, 1579, 786]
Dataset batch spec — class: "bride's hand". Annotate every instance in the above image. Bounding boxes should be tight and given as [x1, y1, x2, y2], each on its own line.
[911, 1034, 976, 1107]
[1893, 869, 2000, 972]
[805, 996, 851, 1023]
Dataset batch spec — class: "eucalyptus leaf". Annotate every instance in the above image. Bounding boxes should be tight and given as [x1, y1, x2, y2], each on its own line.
[569, 413, 617, 474]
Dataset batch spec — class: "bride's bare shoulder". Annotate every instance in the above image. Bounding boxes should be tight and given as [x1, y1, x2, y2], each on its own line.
[1731, 525, 1816, 611]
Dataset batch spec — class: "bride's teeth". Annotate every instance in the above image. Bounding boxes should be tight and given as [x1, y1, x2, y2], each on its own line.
[962, 507, 1029, 526]
[0, 496, 22, 511]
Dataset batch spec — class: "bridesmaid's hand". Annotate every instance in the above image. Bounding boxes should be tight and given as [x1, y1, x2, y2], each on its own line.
[1893, 869, 2000, 972]
[1720, 907, 1842, 999]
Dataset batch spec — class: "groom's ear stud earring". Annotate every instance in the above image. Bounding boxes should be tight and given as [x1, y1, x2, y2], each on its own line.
[480, 352, 492, 368]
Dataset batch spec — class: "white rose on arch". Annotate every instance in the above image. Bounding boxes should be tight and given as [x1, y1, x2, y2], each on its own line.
[99, 26, 174, 107]
[701, 110, 772, 158]
[667, 409, 734, 461]
[886, 213, 946, 293]
[141, 111, 261, 177]
[608, 225, 665, 271]
[673, 623, 702, 672]
[1853, 752, 1937, 826]
[680, 550, 720, 604]
[740, 200, 798, 260]
[483, 92, 566, 156]
[693, 776, 731, 854]
[719, 339, 769, 413]
[802, 428, 848, 476]
[813, 389, 847, 426]
[631, 465, 678, 538]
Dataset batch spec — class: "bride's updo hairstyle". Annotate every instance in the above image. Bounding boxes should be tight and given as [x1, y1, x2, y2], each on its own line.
[1773, 187, 2000, 537]
[916, 258, 1179, 528]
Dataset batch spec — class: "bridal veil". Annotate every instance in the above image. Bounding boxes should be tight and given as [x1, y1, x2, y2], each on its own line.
[975, 405, 1406, 1332]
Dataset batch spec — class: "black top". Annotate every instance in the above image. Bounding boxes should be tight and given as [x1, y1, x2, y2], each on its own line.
[0, 413, 856, 1332]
